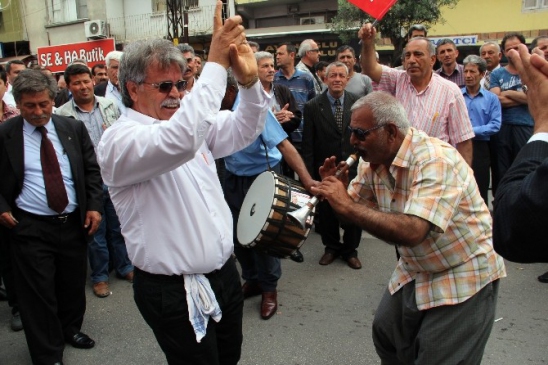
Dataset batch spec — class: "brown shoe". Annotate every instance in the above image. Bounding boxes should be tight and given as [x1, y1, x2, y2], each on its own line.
[319, 252, 336, 266]
[124, 271, 134, 283]
[346, 257, 362, 270]
[93, 282, 110, 298]
[242, 282, 262, 299]
[261, 291, 277, 320]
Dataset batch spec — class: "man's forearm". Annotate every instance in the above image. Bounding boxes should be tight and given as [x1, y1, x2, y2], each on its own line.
[360, 43, 383, 83]
[456, 139, 473, 167]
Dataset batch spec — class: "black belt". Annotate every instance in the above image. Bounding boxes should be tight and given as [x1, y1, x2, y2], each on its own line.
[17, 209, 78, 224]
[135, 255, 235, 283]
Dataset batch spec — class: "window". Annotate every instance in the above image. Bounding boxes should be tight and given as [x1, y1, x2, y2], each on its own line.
[523, 0, 548, 10]
[153, 0, 200, 12]
[49, 0, 88, 23]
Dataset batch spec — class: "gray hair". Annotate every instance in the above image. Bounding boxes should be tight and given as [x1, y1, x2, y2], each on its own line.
[227, 68, 237, 89]
[248, 41, 260, 51]
[405, 37, 436, 57]
[119, 39, 186, 108]
[255, 51, 274, 63]
[12, 69, 58, 104]
[105, 51, 123, 68]
[436, 38, 457, 53]
[177, 44, 195, 56]
[298, 39, 316, 58]
[480, 41, 500, 54]
[351, 91, 410, 133]
[325, 61, 348, 76]
[463, 55, 487, 73]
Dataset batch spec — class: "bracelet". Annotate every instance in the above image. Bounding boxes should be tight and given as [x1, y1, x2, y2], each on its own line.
[238, 75, 259, 89]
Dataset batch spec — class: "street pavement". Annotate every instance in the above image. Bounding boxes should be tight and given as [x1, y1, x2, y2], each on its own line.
[1, 231, 547, 364]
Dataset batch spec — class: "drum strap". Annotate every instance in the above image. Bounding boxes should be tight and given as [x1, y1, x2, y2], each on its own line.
[260, 136, 273, 172]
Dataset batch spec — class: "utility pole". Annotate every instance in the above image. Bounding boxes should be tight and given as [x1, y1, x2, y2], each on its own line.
[166, 0, 185, 44]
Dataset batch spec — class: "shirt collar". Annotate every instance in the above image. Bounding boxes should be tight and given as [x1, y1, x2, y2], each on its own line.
[326, 90, 345, 106]
[22, 118, 54, 134]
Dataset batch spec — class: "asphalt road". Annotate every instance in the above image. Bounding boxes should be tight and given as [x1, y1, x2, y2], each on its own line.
[1, 231, 547, 364]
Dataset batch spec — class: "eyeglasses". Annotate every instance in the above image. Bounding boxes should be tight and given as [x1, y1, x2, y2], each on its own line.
[141, 80, 187, 93]
[347, 124, 385, 141]
[308, 49, 320, 52]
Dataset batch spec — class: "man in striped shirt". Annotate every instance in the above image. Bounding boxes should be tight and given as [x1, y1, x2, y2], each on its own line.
[312, 91, 505, 364]
[359, 23, 474, 166]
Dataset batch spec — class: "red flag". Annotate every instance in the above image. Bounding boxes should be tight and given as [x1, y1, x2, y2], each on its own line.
[347, 0, 398, 20]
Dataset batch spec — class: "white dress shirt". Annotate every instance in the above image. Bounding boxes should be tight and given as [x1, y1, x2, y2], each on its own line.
[97, 62, 269, 275]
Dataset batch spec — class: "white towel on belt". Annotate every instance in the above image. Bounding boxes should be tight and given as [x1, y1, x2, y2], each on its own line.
[184, 274, 222, 343]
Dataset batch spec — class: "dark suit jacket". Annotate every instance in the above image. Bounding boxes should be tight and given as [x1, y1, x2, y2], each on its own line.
[54, 88, 70, 109]
[273, 84, 302, 137]
[94, 82, 107, 97]
[302, 90, 359, 181]
[0, 114, 103, 230]
[493, 140, 548, 263]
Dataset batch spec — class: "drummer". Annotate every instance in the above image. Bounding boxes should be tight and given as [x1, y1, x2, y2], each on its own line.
[223, 52, 317, 320]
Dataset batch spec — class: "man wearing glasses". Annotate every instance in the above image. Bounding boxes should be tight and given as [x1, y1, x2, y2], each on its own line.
[312, 91, 505, 365]
[96, 3, 269, 363]
[302, 61, 363, 270]
[296, 39, 323, 94]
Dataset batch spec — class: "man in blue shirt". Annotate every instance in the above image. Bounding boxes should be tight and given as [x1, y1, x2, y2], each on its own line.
[489, 33, 533, 194]
[461, 55, 501, 204]
[223, 63, 315, 320]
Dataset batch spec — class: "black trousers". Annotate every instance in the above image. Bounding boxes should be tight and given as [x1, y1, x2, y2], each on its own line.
[472, 140, 491, 204]
[133, 257, 244, 365]
[0, 229, 19, 313]
[10, 209, 87, 365]
[318, 200, 362, 259]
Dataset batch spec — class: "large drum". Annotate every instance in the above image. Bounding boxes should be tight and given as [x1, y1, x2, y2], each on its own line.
[237, 171, 315, 258]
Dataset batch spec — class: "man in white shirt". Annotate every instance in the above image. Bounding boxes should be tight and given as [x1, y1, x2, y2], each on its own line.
[97, 4, 268, 364]
[2, 60, 26, 107]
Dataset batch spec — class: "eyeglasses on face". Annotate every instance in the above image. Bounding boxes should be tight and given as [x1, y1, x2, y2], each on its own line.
[141, 80, 187, 93]
[347, 124, 385, 141]
[308, 49, 320, 52]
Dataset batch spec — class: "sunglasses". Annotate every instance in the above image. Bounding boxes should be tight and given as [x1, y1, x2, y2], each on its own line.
[141, 80, 187, 93]
[347, 124, 385, 141]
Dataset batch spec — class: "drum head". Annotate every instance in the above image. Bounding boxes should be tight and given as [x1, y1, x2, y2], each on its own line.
[237, 172, 276, 245]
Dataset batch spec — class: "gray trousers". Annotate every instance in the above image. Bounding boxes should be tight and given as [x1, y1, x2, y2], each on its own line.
[372, 279, 500, 365]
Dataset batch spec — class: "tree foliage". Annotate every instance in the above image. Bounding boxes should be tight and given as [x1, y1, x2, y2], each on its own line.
[331, 0, 460, 65]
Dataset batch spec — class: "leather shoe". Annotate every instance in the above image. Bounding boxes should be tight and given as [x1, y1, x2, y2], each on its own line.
[92, 282, 110, 298]
[346, 257, 362, 270]
[11, 311, 23, 331]
[319, 252, 337, 266]
[261, 291, 277, 320]
[538, 271, 548, 283]
[124, 271, 134, 283]
[289, 249, 304, 263]
[242, 282, 262, 299]
[67, 332, 95, 349]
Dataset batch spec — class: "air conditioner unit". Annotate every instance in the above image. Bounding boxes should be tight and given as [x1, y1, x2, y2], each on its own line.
[84, 20, 107, 39]
[300, 16, 324, 25]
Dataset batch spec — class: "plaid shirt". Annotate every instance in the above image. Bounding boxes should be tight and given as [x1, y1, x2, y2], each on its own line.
[374, 66, 474, 146]
[1, 101, 19, 122]
[435, 63, 466, 88]
[348, 128, 506, 310]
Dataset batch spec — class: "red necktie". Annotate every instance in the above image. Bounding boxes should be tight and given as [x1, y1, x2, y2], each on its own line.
[37, 126, 69, 214]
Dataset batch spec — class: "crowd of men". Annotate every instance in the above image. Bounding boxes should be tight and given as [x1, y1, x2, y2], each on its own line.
[0, 4, 547, 363]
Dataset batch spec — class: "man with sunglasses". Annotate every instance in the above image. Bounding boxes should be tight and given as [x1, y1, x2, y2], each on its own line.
[296, 39, 323, 94]
[56, 64, 134, 298]
[312, 91, 505, 364]
[96, 3, 269, 363]
[303, 61, 363, 269]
